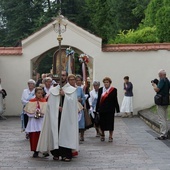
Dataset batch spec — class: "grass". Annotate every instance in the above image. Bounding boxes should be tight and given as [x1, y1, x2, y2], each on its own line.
[149, 105, 170, 120]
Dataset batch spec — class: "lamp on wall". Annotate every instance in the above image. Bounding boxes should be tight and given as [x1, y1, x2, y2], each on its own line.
[52, 12, 67, 86]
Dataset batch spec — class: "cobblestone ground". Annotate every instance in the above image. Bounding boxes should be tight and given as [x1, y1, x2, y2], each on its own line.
[0, 117, 170, 170]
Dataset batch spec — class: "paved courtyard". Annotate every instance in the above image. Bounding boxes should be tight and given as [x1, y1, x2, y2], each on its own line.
[0, 116, 170, 170]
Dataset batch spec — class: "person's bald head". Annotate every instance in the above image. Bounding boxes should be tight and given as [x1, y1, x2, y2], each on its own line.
[158, 69, 166, 78]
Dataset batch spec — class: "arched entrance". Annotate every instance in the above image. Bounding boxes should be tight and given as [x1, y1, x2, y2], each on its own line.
[31, 46, 93, 84]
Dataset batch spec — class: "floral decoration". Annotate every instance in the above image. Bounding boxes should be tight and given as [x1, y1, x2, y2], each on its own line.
[78, 54, 89, 63]
[66, 47, 74, 57]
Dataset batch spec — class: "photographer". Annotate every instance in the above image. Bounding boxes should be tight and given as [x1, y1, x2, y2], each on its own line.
[152, 69, 170, 140]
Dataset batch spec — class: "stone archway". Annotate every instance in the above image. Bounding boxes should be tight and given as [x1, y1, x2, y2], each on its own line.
[31, 47, 56, 81]
[31, 46, 93, 84]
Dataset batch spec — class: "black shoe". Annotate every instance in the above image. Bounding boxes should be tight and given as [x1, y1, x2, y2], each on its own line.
[155, 136, 167, 140]
[25, 133, 29, 140]
[43, 153, 50, 157]
[33, 151, 39, 158]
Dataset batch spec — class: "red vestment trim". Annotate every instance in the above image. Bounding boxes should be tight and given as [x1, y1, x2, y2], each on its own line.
[100, 87, 114, 105]
[37, 101, 40, 109]
[29, 98, 46, 102]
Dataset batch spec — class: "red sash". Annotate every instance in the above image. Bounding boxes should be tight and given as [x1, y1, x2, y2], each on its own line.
[100, 87, 114, 105]
[37, 101, 40, 109]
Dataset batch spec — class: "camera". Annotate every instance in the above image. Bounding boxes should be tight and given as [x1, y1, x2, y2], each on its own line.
[151, 79, 159, 85]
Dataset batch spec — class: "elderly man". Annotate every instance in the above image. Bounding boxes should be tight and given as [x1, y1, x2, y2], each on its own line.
[152, 69, 170, 140]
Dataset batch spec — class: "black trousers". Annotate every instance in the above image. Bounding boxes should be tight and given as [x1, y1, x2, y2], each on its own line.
[24, 114, 28, 128]
[51, 147, 72, 159]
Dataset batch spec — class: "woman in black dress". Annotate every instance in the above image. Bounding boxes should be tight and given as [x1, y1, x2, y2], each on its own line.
[96, 77, 119, 142]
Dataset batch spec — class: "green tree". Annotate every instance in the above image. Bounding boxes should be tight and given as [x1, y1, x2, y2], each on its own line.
[109, 0, 141, 32]
[109, 26, 158, 44]
[33, 0, 60, 29]
[0, 0, 159, 46]
[37, 51, 53, 74]
[83, 0, 148, 42]
[0, 0, 34, 46]
[0, 0, 60, 46]
[132, 0, 151, 21]
[111, 0, 170, 44]
[155, 6, 170, 42]
[143, 0, 163, 27]
[0, 0, 86, 46]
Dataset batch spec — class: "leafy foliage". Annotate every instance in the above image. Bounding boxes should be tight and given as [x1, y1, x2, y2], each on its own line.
[139, 0, 170, 42]
[155, 6, 170, 42]
[0, 0, 59, 46]
[113, 0, 170, 44]
[37, 52, 53, 75]
[83, 0, 145, 42]
[0, 0, 34, 46]
[143, 0, 163, 27]
[1, 0, 170, 46]
[132, 0, 151, 20]
[109, 27, 158, 44]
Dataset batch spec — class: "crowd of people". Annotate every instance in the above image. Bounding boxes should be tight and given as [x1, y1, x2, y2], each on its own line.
[21, 71, 136, 161]
[19, 68, 170, 161]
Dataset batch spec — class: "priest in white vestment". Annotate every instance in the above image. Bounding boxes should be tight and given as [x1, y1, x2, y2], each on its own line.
[37, 72, 78, 162]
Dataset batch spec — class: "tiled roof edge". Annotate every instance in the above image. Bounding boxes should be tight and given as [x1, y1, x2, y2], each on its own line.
[0, 47, 22, 55]
[102, 43, 170, 52]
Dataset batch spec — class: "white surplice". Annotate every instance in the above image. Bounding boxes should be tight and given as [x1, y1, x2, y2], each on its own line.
[37, 83, 79, 153]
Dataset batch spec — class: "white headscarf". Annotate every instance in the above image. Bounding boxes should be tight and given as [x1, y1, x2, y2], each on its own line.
[27, 79, 36, 84]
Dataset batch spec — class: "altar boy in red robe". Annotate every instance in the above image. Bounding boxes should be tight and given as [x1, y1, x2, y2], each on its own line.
[24, 87, 47, 158]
